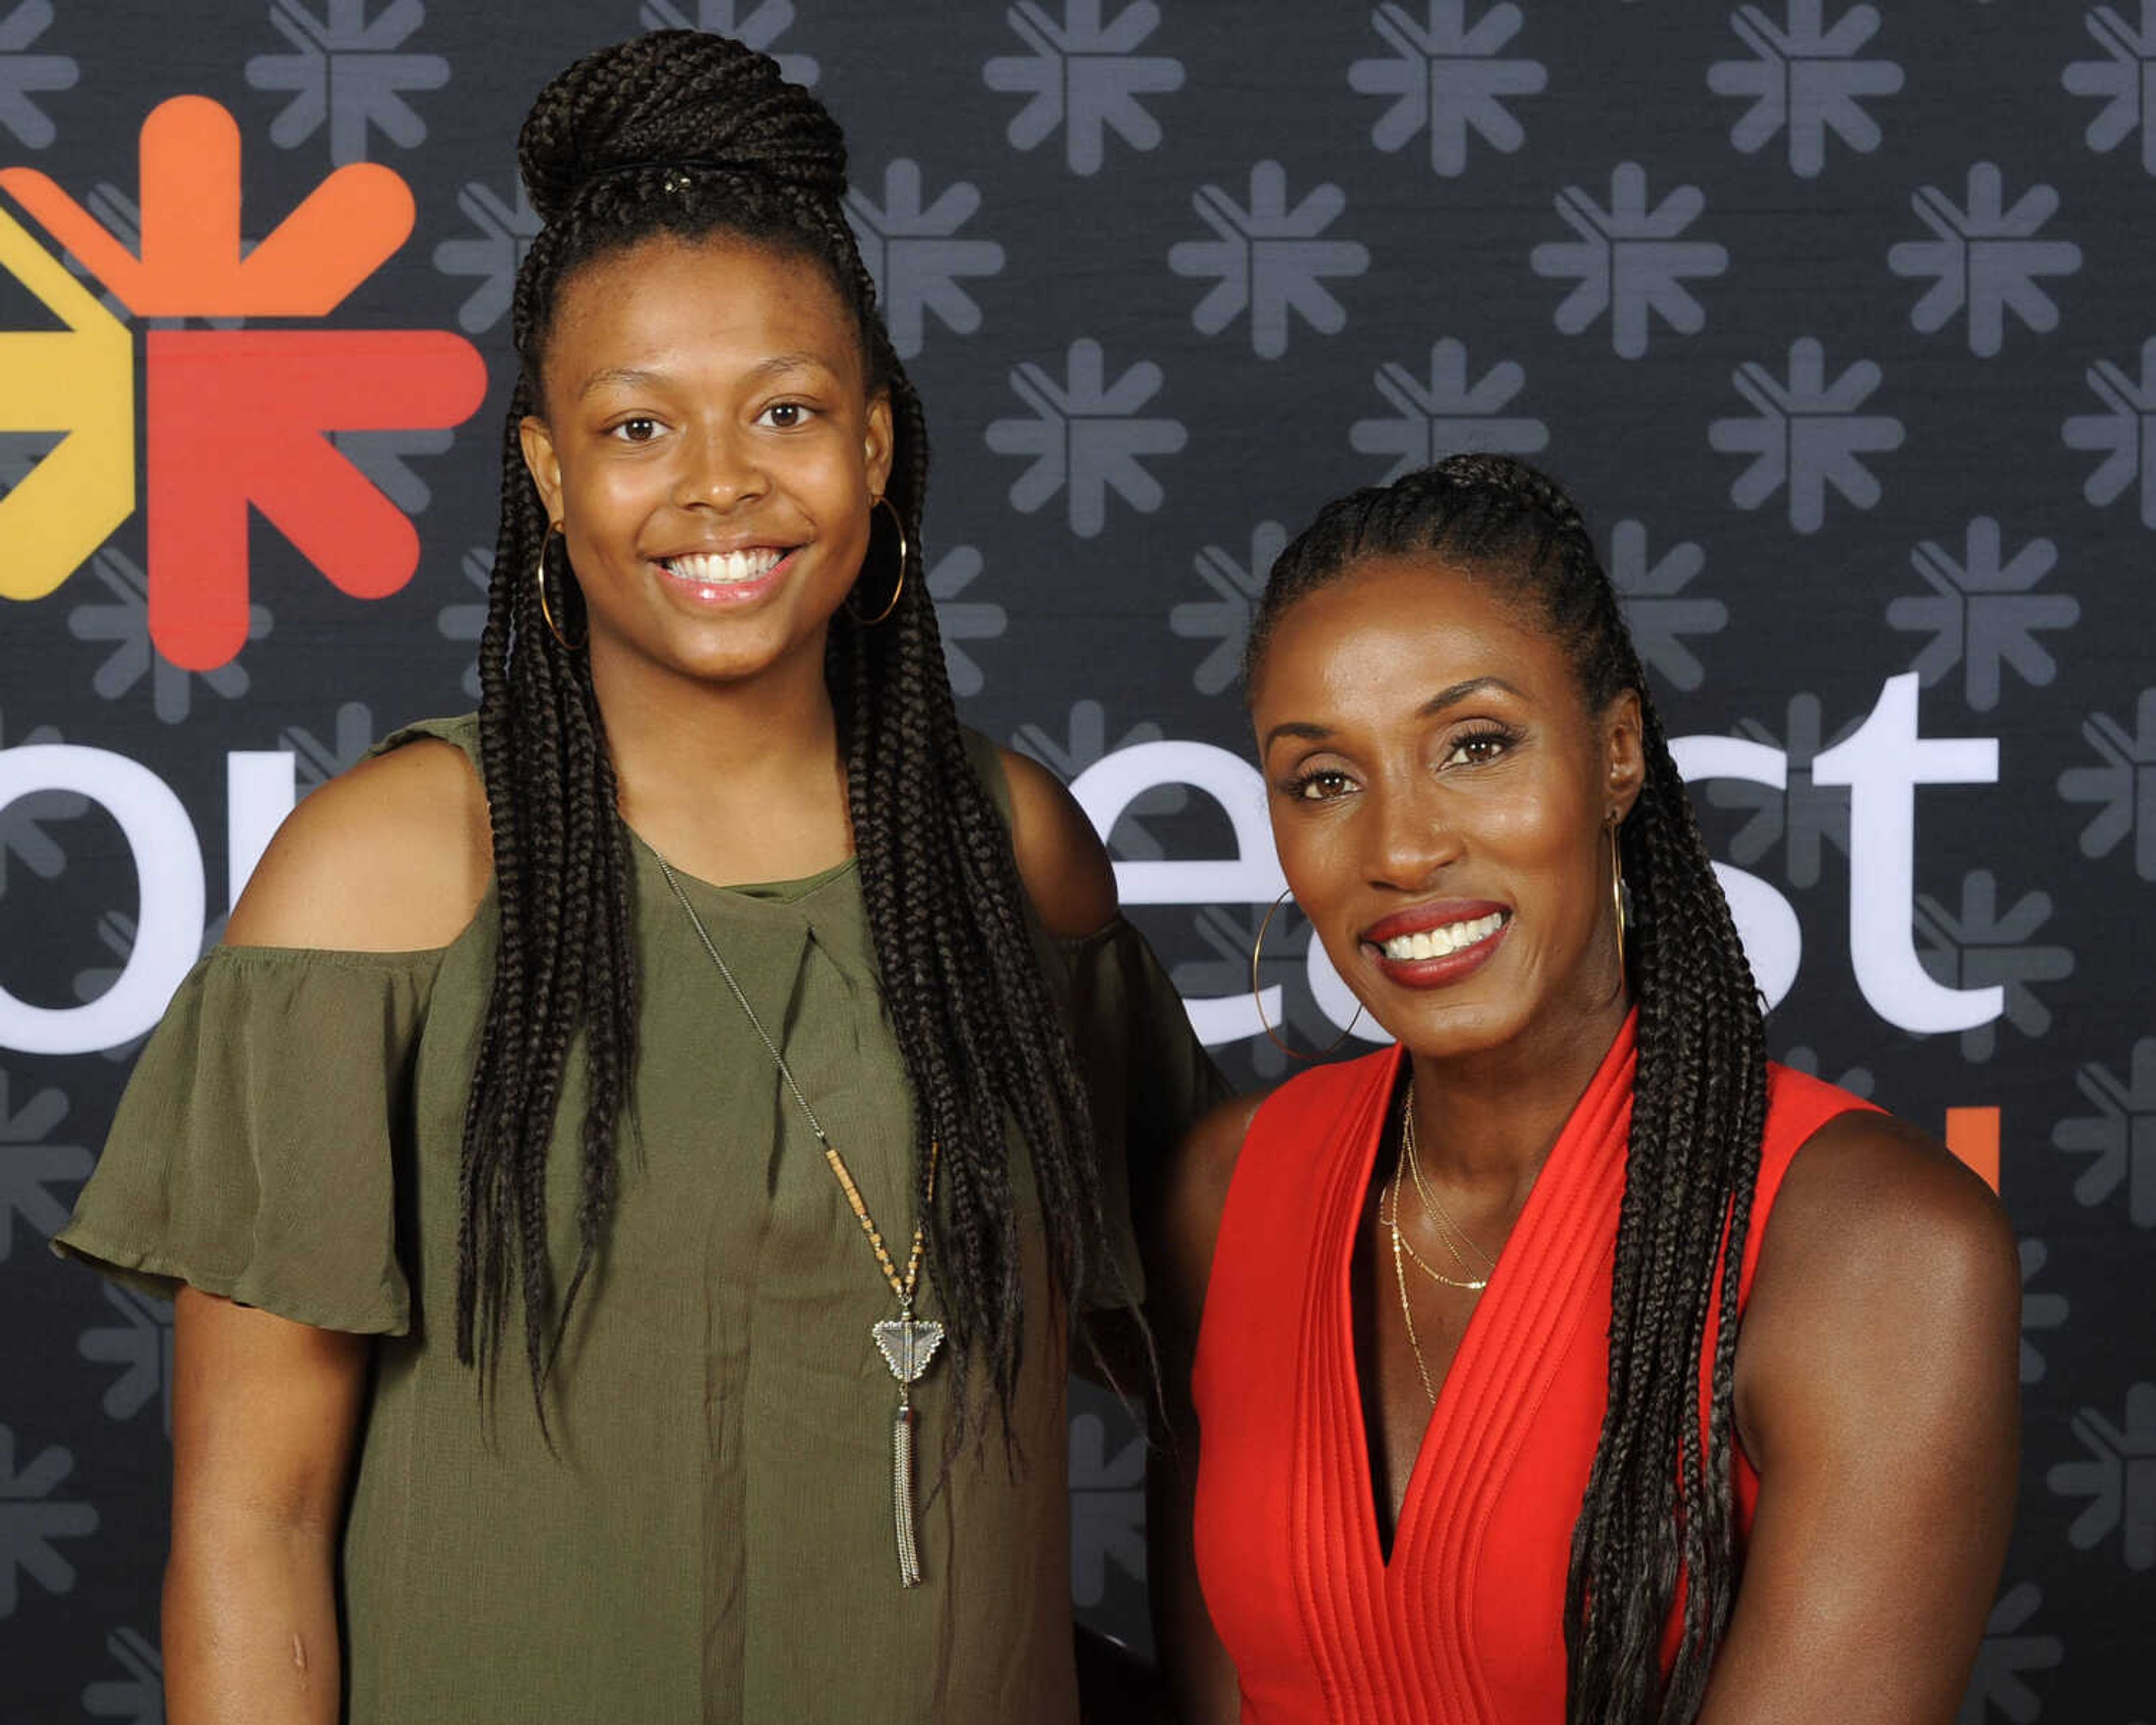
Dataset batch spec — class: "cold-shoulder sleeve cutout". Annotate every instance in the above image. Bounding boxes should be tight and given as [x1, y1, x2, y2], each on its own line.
[1052, 916, 1234, 1310]
[226, 719, 490, 954]
[997, 745, 1121, 940]
[955, 725, 1230, 1308]
[52, 943, 440, 1335]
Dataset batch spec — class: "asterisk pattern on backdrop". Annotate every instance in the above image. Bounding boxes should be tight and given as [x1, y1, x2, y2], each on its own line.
[0, 4, 2148, 1715]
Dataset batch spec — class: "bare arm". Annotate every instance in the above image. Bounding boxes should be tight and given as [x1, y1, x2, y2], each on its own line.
[1699, 1110, 2021, 1724]
[1144, 1094, 1263, 1725]
[166, 733, 487, 1718]
[166, 1289, 369, 1724]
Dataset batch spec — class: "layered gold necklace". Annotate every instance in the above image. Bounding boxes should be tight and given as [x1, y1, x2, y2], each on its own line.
[1381, 1080, 1498, 1407]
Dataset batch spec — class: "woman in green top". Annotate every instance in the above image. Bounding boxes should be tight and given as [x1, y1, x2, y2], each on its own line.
[56, 31, 1221, 1722]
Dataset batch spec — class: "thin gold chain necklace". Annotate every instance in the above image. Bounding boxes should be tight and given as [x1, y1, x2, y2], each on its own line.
[1391, 1190, 1490, 1293]
[647, 840, 942, 1589]
[1380, 1084, 1504, 1408]
[1400, 1082, 1499, 1278]
[1381, 1177, 1441, 1407]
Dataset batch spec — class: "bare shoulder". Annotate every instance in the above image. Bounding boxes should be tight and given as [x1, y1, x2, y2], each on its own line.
[996, 744, 1118, 939]
[1150, 1090, 1270, 1329]
[223, 738, 491, 952]
[1737, 1105, 2020, 1463]
[1177, 1092, 1268, 1225]
[1760, 1108, 2017, 1301]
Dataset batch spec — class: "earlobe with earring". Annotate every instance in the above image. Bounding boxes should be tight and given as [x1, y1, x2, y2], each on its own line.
[1249, 886, 1365, 1061]
[845, 494, 908, 626]
[535, 522, 586, 651]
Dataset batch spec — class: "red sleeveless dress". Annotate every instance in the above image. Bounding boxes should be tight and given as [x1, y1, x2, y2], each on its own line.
[1190, 1017, 1870, 1723]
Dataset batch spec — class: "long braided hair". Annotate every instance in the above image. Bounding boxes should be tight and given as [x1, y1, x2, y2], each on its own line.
[1244, 454, 1769, 1723]
[459, 31, 1103, 1453]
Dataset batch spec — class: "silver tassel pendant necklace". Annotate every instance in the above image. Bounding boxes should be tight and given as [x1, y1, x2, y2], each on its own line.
[650, 843, 942, 1588]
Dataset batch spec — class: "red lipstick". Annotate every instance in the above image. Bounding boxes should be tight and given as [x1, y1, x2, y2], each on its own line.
[1360, 900, 1511, 991]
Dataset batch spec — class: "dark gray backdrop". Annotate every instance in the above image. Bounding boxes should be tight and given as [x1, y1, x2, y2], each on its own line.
[1, 3, 2150, 1718]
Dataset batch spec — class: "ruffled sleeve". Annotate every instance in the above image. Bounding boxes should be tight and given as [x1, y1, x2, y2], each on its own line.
[1053, 918, 1233, 1309]
[51, 943, 440, 1335]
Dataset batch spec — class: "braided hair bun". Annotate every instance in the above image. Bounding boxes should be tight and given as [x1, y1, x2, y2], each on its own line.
[518, 29, 846, 226]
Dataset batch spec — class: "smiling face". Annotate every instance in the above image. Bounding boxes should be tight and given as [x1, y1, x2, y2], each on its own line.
[518, 233, 893, 693]
[1250, 553, 1645, 1065]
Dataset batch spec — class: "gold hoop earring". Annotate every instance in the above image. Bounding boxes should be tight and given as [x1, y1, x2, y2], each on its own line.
[846, 495, 908, 626]
[1609, 821, 1627, 978]
[1249, 886, 1364, 1061]
[535, 523, 584, 651]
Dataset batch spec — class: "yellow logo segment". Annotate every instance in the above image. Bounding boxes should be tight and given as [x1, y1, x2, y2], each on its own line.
[0, 204, 131, 602]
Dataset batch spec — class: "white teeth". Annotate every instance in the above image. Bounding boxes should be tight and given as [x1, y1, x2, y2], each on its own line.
[1380, 912, 1505, 962]
[664, 547, 783, 585]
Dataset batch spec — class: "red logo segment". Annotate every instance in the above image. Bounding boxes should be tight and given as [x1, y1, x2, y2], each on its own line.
[148, 330, 488, 669]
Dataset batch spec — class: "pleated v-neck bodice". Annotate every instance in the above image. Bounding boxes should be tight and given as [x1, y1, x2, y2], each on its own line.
[1190, 1019, 1869, 1722]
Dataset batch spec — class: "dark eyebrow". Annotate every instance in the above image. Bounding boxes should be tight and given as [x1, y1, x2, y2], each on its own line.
[577, 366, 663, 400]
[1260, 719, 1333, 752]
[1418, 675, 1523, 715]
[740, 350, 841, 385]
[575, 351, 839, 400]
[1260, 676, 1524, 754]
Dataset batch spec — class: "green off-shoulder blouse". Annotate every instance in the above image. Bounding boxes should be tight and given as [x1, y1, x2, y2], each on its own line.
[55, 715, 1225, 1724]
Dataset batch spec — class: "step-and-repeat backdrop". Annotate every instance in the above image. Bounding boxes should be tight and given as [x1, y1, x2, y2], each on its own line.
[2, 3, 2149, 1715]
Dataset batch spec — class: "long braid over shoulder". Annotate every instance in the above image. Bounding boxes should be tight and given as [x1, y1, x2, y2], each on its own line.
[463, 31, 1103, 1452]
[1244, 455, 1769, 1724]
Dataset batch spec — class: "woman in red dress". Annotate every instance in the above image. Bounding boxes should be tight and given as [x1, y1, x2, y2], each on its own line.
[1148, 455, 2020, 1724]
